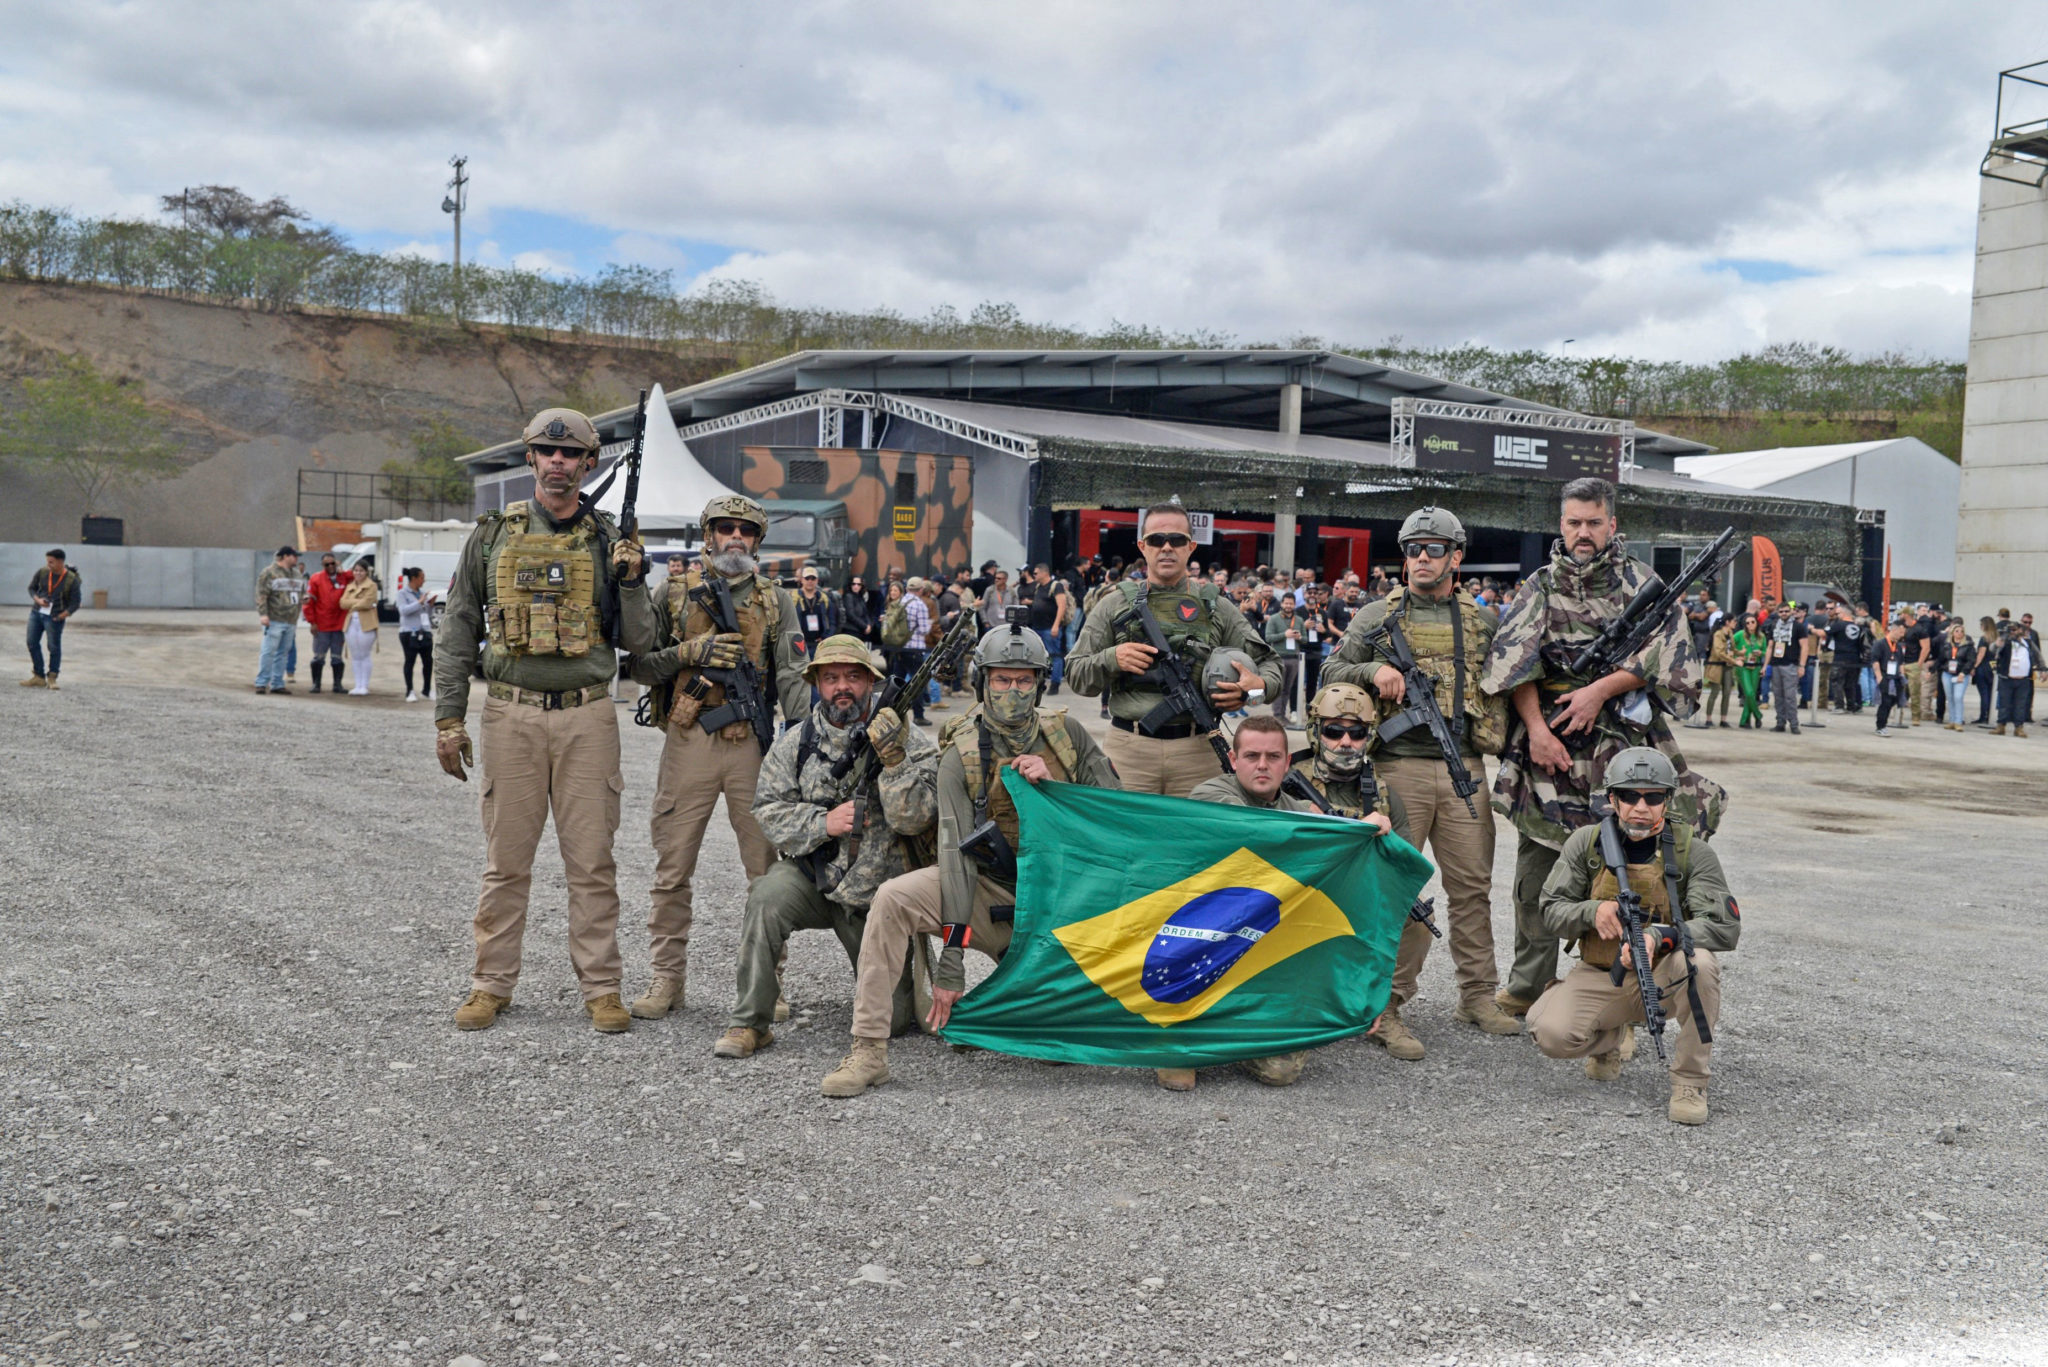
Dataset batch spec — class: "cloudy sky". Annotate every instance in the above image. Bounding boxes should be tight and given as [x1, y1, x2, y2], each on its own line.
[6, 0, 2047, 360]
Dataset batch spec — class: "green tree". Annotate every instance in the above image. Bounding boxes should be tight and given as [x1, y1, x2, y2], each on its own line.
[381, 415, 475, 512]
[0, 354, 184, 516]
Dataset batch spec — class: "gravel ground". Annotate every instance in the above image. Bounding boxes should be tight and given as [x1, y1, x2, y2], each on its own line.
[4, 619, 2047, 1366]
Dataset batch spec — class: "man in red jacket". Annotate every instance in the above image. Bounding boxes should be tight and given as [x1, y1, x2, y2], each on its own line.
[301, 552, 354, 693]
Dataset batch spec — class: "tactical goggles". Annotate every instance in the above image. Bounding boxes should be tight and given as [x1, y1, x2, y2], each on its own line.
[1319, 722, 1371, 741]
[1143, 532, 1192, 549]
[1401, 540, 1453, 561]
[708, 518, 755, 538]
[1609, 788, 1670, 808]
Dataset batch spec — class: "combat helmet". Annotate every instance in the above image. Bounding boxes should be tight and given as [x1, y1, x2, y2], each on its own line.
[522, 407, 601, 454]
[1601, 747, 1677, 792]
[1202, 647, 1259, 697]
[1398, 505, 1466, 548]
[973, 622, 1050, 704]
[804, 632, 886, 683]
[1310, 682, 1374, 724]
[702, 493, 768, 539]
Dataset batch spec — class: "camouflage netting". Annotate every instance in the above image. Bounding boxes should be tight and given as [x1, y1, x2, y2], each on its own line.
[1033, 437, 1859, 587]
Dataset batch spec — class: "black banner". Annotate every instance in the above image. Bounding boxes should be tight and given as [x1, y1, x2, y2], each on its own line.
[1412, 414, 1621, 482]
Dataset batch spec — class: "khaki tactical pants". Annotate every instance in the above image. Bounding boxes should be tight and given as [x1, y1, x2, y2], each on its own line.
[1527, 949, 1721, 1087]
[1105, 726, 1226, 799]
[852, 866, 1015, 1039]
[1378, 755, 1500, 1009]
[471, 696, 625, 1000]
[647, 724, 776, 978]
[1908, 665, 1926, 723]
[729, 862, 914, 1034]
[1505, 834, 1565, 1003]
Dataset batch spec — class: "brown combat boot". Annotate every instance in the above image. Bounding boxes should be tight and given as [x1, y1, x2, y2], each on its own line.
[1993, 724, 2007, 736]
[774, 995, 791, 1023]
[713, 1026, 773, 1059]
[1368, 1005, 1425, 1060]
[584, 993, 631, 1034]
[2018, 725, 2030, 738]
[1669, 1083, 1709, 1125]
[1154, 1068, 1197, 1092]
[630, 974, 684, 1020]
[1236, 1053, 1306, 1087]
[1585, 1048, 1624, 1082]
[1454, 997, 1525, 1035]
[822, 1039, 890, 1097]
[20, 675, 46, 687]
[454, 990, 511, 1031]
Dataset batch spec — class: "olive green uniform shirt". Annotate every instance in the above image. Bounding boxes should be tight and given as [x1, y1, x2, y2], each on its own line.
[1320, 590, 1489, 759]
[1538, 822, 1740, 954]
[1187, 772, 1318, 812]
[630, 573, 810, 723]
[1066, 578, 1283, 725]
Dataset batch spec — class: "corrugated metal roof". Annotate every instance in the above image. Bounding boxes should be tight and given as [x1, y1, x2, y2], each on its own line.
[905, 396, 1395, 464]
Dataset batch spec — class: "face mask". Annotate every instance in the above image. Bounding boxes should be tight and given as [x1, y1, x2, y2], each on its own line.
[1318, 742, 1364, 777]
[984, 688, 1037, 731]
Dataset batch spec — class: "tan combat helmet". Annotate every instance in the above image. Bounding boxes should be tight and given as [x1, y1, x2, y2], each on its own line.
[702, 494, 768, 539]
[804, 633, 886, 683]
[522, 407, 601, 453]
[1602, 746, 1677, 791]
[1310, 682, 1374, 723]
[1398, 505, 1466, 548]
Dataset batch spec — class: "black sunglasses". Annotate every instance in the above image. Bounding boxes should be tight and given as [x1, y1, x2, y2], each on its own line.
[1610, 789, 1669, 808]
[1401, 540, 1453, 560]
[709, 519, 753, 537]
[1319, 722, 1371, 741]
[1143, 532, 1192, 549]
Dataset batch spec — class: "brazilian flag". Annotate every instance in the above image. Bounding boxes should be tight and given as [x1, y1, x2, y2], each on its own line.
[940, 771, 1436, 1068]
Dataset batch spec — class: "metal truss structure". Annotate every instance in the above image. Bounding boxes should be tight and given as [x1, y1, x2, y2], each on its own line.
[671, 389, 1040, 459]
[1388, 397, 1636, 479]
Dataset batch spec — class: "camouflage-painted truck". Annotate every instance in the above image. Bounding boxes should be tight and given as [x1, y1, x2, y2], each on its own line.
[736, 446, 973, 588]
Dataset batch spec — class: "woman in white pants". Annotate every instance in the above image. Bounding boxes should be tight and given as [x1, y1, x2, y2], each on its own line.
[339, 566, 380, 695]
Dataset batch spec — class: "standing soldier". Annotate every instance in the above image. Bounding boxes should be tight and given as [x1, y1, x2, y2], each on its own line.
[1322, 507, 1522, 1053]
[1479, 477, 1723, 1019]
[1067, 502, 1281, 797]
[820, 624, 1119, 1098]
[714, 635, 938, 1059]
[627, 494, 809, 1020]
[432, 408, 657, 1033]
[1527, 749, 1739, 1125]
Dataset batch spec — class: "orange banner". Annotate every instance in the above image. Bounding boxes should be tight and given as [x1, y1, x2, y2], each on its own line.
[1752, 535, 1782, 609]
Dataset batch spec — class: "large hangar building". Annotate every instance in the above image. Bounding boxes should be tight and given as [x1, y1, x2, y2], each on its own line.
[459, 349, 1867, 596]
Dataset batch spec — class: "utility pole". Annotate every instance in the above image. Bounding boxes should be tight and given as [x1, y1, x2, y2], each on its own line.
[441, 155, 469, 321]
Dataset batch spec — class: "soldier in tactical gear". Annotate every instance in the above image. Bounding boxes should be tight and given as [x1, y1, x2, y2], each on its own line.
[715, 635, 938, 1059]
[627, 494, 809, 1020]
[1479, 478, 1723, 1019]
[1067, 502, 1282, 797]
[822, 622, 1119, 1097]
[1322, 505, 1522, 1054]
[432, 406, 658, 1034]
[1527, 747, 1739, 1126]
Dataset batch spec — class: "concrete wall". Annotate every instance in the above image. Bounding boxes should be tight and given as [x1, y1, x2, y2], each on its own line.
[0, 543, 264, 609]
[1958, 153, 2048, 625]
[1744, 439, 1958, 590]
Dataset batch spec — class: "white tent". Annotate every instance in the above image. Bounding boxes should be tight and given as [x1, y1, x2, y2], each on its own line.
[588, 383, 738, 532]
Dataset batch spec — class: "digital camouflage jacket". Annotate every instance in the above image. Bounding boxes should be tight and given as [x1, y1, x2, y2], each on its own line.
[1480, 538, 1724, 848]
[751, 699, 939, 909]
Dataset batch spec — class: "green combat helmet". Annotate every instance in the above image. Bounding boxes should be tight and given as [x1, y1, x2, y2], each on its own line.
[1602, 746, 1677, 791]
[1201, 647, 1259, 697]
[702, 493, 768, 538]
[522, 407, 601, 452]
[1398, 505, 1466, 548]
[804, 633, 885, 682]
[973, 622, 1050, 703]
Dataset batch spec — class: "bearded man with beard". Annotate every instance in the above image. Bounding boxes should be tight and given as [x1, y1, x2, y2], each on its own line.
[1322, 506, 1522, 1057]
[711, 636, 938, 1060]
[820, 623, 1119, 1098]
[627, 495, 809, 1021]
[1480, 478, 1724, 1022]
[1527, 748, 1739, 1126]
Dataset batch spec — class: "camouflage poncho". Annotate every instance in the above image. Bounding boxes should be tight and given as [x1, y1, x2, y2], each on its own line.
[1480, 537, 1725, 848]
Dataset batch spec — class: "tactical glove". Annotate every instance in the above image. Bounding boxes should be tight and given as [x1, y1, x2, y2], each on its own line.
[867, 706, 908, 768]
[435, 717, 474, 781]
[679, 631, 746, 670]
[610, 539, 645, 582]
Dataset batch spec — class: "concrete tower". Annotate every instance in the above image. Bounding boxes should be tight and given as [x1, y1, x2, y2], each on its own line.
[1957, 62, 2048, 625]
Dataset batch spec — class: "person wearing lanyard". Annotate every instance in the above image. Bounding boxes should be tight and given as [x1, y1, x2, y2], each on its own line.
[794, 567, 837, 657]
[1870, 618, 1910, 737]
[1766, 600, 1807, 734]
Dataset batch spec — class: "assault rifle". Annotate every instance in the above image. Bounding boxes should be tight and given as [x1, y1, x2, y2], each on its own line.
[1539, 526, 1741, 746]
[1363, 613, 1481, 818]
[600, 388, 649, 650]
[1280, 767, 1439, 939]
[692, 577, 776, 754]
[1596, 815, 1669, 1063]
[1113, 585, 1232, 772]
[830, 609, 977, 782]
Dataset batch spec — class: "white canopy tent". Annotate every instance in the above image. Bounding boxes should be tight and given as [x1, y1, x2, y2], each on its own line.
[587, 383, 739, 533]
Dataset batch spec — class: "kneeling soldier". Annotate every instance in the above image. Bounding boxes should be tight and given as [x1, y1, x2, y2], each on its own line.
[1187, 714, 1394, 1092]
[821, 623, 1119, 1097]
[1527, 748, 1739, 1125]
[716, 635, 939, 1057]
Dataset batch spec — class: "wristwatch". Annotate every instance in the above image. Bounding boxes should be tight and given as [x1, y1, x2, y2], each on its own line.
[1245, 687, 1267, 705]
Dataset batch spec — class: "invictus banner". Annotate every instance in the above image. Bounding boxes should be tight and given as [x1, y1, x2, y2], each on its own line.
[1410, 413, 1623, 482]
